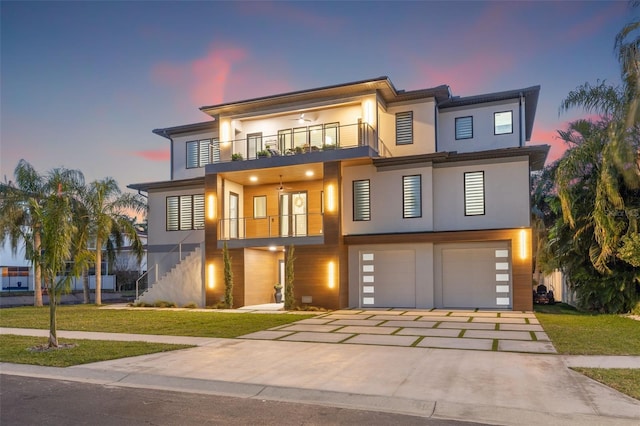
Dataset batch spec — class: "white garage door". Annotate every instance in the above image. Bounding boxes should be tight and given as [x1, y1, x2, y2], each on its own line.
[359, 250, 416, 308]
[437, 242, 511, 309]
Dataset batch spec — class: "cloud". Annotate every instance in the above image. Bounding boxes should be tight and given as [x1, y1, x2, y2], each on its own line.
[151, 42, 293, 110]
[133, 149, 170, 162]
[564, 2, 628, 42]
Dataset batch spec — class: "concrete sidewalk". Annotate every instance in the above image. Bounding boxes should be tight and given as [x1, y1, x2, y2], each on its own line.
[1, 327, 639, 425]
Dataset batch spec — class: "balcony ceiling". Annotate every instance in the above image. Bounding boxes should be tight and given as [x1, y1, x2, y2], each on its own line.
[219, 163, 325, 186]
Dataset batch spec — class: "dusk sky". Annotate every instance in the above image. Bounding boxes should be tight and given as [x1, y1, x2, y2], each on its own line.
[1, 1, 634, 192]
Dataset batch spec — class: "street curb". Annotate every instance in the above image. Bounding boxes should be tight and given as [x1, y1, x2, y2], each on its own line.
[2, 362, 638, 426]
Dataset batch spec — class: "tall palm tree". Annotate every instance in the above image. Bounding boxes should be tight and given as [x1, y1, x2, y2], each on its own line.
[0, 160, 57, 306]
[82, 178, 145, 305]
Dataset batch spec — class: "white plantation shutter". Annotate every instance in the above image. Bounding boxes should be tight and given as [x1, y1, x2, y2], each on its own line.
[180, 195, 193, 230]
[455, 116, 473, 139]
[193, 194, 205, 229]
[166, 197, 179, 231]
[396, 111, 413, 145]
[186, 141, 199, 168]
[353, 180, 371, 221]
[403, 175, 421, 218]
[464, 172, 485, 216]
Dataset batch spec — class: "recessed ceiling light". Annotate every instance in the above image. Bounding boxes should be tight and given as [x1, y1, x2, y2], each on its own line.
[249, 176, 258, 182]
[269, 246, 277, 251]
[305, 170, 314, 177]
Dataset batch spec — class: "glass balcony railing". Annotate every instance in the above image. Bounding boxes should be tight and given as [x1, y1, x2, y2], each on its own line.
[218, 213, 324, 240]
[213, 122, 388, 162]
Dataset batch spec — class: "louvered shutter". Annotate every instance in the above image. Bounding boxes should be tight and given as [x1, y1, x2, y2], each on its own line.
[396, 111, 413, 145]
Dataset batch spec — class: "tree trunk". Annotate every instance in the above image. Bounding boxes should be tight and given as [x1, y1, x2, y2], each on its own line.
[95, 237, 102, 305]
[82, 267, 90, 304]
[48, 278, 58, 348]
[33, 231, 43, 307]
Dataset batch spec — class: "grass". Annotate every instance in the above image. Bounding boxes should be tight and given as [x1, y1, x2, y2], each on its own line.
[535, 303, 640, 355]
[572, 368, 640, 401]
[0, 305, 315, 338]
[0, 334, 193, 367]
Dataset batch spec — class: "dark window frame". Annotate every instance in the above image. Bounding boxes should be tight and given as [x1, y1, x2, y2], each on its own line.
[166, 194, 205, 231]
[253, 195, 267, 219]
[402, 175, 422, 219]
[494, 111, 513, 135]
[395, 111, 413, 145]
[464, 171, 485, 216]
[186, 140, 211, 169]
[353, 179, 371, 221]
[455, 116, 473, 140]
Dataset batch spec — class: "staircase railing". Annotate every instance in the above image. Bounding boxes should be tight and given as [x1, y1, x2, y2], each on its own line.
[135, 230, 203, 300]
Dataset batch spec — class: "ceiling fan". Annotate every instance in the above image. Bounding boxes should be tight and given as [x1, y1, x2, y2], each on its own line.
[276, 175, 292, 192]
[291, 113, 312, 124]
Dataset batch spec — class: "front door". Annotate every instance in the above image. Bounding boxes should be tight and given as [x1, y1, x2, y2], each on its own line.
[229, 192, 239, 239]
[279, 192, 307, 236]
[247, 132, 262, 159]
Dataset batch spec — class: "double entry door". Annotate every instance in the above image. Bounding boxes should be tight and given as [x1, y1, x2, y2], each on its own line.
[280, 192, 307, 237]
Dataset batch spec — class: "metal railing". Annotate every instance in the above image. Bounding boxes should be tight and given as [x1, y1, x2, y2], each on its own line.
[218, 213, 324, 240]
[216, 122, 385, 162]
[135, 230, 202, 300]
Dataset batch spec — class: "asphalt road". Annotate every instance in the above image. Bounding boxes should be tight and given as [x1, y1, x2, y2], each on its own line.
[0, 375, 484, 425]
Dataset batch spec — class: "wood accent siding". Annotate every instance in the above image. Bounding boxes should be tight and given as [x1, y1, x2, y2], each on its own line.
[243, 179, 324, 238]
[345, 228, 533, 311]
[292, 244, 347, 310]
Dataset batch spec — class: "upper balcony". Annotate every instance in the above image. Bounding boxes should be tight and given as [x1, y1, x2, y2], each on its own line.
[206, 122, 391, 174]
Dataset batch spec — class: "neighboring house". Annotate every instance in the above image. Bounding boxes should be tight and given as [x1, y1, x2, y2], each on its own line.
[129, 76, 548, 310]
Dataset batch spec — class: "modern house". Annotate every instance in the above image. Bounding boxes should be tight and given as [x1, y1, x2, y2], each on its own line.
[129, 76, 548, 310]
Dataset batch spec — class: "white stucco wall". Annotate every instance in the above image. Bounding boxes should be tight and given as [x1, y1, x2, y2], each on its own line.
[171, 129, 219, 180]
[378, 99, 436, 156]
[437, 99, 522, 153]
[432, 158, 531, 231]
[342, 163, 434, 235]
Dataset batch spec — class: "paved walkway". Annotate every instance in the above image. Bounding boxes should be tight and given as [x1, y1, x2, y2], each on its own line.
[2, 310, 640, 425]
[240, 309, 557, 354]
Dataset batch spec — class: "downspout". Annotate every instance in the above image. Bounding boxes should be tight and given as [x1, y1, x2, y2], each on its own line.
[519, 92, 525, 147]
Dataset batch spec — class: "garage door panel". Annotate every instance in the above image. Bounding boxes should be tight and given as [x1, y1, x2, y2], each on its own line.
[360, 250, 416, 308]
[438, 243, 511, 309]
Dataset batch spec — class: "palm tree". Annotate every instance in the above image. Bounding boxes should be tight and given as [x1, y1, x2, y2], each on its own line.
[81, 178, 145, 305]
[40, 167, 85, 347]
[0, 160, 56, 307]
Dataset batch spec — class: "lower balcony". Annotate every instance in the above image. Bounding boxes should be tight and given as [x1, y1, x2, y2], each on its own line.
[218, 213, 325, 248]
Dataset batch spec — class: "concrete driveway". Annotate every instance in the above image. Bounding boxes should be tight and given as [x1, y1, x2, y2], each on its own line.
[239, 309, 556, 354]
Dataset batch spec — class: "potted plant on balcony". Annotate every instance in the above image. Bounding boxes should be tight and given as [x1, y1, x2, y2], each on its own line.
[322, 143, 337, 151]
[231, 153, 243, 161]
[257, 149, 270, 158]
[274, 283, 283, 303]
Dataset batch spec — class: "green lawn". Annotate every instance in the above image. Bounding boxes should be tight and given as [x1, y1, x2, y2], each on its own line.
[0, 334, 193, 367]
[535, 304, 640, 355]
[0, 305, 315, 338]
[572, 368, 640, 401]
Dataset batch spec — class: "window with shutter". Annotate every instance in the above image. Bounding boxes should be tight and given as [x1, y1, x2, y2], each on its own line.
[186, 141, 199, 168]
[353, 180, 371, 221]
[396, 111, 413, 145]
[166, 196, 179, 231]
[455, 116, 473, 140]
[166, 194, 205, 231]
[193, 194, 205, 229]
[464, 172, 485, 216]
[402, 175, 421, 218]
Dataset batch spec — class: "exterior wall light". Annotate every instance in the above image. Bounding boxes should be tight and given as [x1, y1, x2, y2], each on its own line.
[207, 263, 215, 289]
[326, 184, 336, 213]
[328, 261, 335, 289]
[207, 194, 216, 220]
[519, 229, 527, 260]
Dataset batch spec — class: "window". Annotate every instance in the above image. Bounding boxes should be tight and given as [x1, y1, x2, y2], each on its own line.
[166, 194, 205, 230]
[247, 132, 263, 159]
[455, 116, 473, 140]
[494, 111, 513, 135]
[293, 127, 307, 148]
[396, 111, 413, 145]
[253, 195, 266, 218]
[402, 175, 421, 218]
[353, 180, 371, 221]
[211, 138, 220, 163]
[186, 140, 211, 168]
[464, 172, 485, 216]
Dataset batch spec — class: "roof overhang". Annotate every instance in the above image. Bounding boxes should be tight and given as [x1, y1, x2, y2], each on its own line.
[127, 177, 204, 192]
[152, 120, 217, 140]
[199, 76, 451, 117]
[373, 145, 550, 171]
